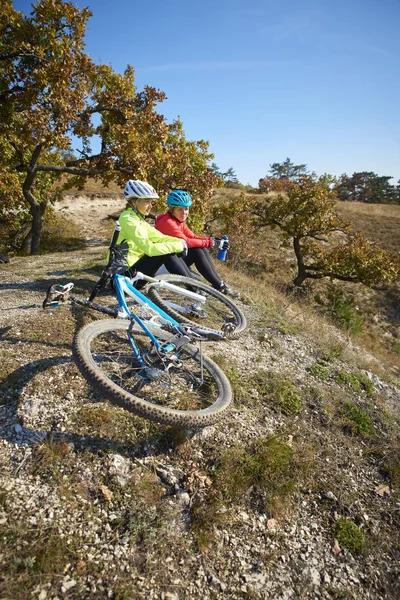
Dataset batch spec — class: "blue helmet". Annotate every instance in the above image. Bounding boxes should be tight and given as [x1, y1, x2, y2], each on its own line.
[167, 190, 193, 208]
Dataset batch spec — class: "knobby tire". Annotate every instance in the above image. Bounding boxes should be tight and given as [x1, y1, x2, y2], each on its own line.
[72, 319, 232, 427]
[146, 274, 246, 338]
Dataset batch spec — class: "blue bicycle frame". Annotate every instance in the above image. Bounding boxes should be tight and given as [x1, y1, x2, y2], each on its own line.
[113, 272, 183, 352]
[111, 271, 214, 363]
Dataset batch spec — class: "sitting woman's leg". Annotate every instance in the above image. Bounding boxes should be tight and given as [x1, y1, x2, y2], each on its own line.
[127, 255, 165, 278]
[185, 247, 222, 289]
[162, 254, 193, 277]
[128, 253, 194, 281]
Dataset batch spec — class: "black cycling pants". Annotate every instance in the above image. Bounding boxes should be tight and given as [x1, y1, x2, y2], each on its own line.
[127, 253, 192, 282]
[127, 248, 222, 290]
[184, 247, 222, 289]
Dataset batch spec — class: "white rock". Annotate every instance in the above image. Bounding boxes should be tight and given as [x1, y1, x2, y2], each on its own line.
[302, 566, 321, 587]
[61, 578, 76, 592]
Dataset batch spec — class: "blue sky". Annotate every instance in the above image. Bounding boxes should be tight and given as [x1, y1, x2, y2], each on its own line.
[14, 0, 400, 186]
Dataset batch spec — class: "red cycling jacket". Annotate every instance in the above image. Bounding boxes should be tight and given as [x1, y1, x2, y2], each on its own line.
[155, 212, 213, 249]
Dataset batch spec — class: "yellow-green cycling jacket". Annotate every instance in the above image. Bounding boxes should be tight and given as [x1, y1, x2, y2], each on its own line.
[116, 207, 184, 267]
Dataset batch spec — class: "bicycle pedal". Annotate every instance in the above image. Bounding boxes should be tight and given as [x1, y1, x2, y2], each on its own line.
[139, 366, 161, 381]
[222, 322, 236, 334]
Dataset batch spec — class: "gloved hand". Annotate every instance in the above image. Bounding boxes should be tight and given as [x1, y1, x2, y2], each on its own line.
[221, 238, 230, 251]
[177, 239, 188, 258]
[212, 237, 230, 251]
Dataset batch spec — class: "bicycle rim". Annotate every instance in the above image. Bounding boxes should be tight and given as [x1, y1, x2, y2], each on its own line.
[72, 319, 232, 427]
[146, 275, 246, 337]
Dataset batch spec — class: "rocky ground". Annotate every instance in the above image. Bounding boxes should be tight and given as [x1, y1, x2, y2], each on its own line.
[0, 197, 399, 599]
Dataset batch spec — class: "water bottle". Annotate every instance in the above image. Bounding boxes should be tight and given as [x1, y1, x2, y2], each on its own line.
[217, 235, 229, 261]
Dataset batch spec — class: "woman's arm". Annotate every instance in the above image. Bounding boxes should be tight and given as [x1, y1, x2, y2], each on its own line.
[156, 214, 213, 249]
[120, 212, 183, 257]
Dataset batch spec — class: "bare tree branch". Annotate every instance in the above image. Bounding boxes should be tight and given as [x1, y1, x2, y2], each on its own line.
[36, 165, 108, 176]
[29, 143, 43, 169]
[9, 141, 25, 166]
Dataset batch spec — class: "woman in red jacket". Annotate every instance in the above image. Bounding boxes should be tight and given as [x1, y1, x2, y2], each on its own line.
[155, 190, 238, 298]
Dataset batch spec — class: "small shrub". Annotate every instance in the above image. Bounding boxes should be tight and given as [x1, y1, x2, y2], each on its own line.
[226, 367, 252, 406]
[0, 489, 7, 506]
[333, 517, 365, 553]
[40, 210, 87, 253]
[73, 404, 141, 444]
[129, 471, 164, 505]
[335, 370, 375, 396]
[30, 435, 72, 480]
[341, 401, 375, 437]
[308, 362, 330, 380]
[215, 436, 296, 512]
[380, 440, 400, 489]
[254, 371, 302, 414]
[325, 287, 364, 334]
[190, 493, 228, 551]
[319, 345, 344, 362]
[383, 461, 400, 488]
[210, 358, 259, 407]
[305, 386, 325, 405]
[0, 523, 75, 598]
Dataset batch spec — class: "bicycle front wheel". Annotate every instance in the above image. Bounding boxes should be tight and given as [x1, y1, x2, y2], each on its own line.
[73, 319, 232, 427]
[147, 275, 246, 337]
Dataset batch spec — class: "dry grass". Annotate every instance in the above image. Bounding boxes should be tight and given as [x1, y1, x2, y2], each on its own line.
[217, 262, 398, 378]
[211, 196, 400, 379]
[337, 201, 400, 220]
[336, 201, 400, 254]
[61, 177, 122, 196]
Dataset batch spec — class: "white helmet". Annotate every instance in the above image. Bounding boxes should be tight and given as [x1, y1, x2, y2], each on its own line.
[124, 179, 159, 200]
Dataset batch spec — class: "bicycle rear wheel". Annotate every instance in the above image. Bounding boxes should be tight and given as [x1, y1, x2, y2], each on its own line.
[73, 319, 232, 427]
[146, 275, 246, 337]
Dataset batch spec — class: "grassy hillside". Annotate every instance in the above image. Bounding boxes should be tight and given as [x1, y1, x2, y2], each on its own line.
[336, 201, 400, 255]
[0, 189, 399, 599]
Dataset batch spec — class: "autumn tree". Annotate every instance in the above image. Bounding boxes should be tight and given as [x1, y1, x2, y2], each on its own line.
[212, 174, 398, 287]
[0, 0, 217, 254]
[250, 175, 399, 286]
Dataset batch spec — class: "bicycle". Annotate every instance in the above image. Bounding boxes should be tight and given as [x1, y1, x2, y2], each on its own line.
[88, 223, 246, 338]
[42, 259, 233, 428]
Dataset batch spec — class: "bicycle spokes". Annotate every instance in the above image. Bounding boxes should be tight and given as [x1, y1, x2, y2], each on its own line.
[89, 329, 215, 411]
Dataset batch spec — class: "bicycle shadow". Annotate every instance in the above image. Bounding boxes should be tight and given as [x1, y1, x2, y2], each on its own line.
[0, 278, 104, 315]
[0, 277, 99, 293]
[0, 355, 176, 460]
[0, 327, 72, 350]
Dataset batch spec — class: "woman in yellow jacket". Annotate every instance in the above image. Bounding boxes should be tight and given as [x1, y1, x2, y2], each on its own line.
[116, 180, 194, 279]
